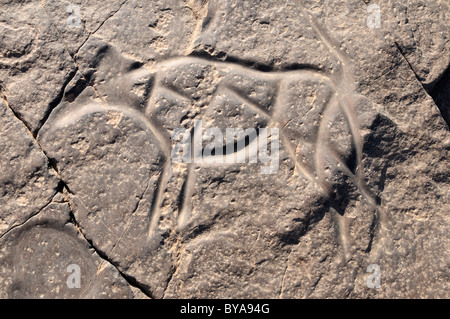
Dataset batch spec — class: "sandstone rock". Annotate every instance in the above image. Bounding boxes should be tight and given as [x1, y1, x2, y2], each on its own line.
[0, 0, 75, 133]
[0, 0, 448, 299]
[0, 197, 141, 298]
[0, 98, 59, 237]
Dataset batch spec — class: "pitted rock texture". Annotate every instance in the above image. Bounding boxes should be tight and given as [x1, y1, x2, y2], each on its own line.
[0, 0, 448, 299]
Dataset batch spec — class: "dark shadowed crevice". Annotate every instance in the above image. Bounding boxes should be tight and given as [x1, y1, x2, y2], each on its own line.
[360, 0, 449, 129]
[428, 65, 450, 129]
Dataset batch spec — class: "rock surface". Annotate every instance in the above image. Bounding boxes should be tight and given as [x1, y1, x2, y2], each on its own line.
[0, 0, 448, 298]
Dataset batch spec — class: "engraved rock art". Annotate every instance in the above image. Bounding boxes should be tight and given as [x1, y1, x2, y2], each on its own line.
[0, 0, 448, 299]
[37, 19, 387, 297]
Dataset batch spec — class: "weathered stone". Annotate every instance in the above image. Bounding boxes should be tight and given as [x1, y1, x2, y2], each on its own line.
[377, 0, 450, 89]
[0, 98, 59, 237]
[0, 0, 448, 299]
[0, 198, 139, 298]
[38, 84, 170, 298]
[41, 0, 129, 56]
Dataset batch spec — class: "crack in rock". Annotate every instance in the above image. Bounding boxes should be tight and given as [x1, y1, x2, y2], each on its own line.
[64, 190, 155, 299]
